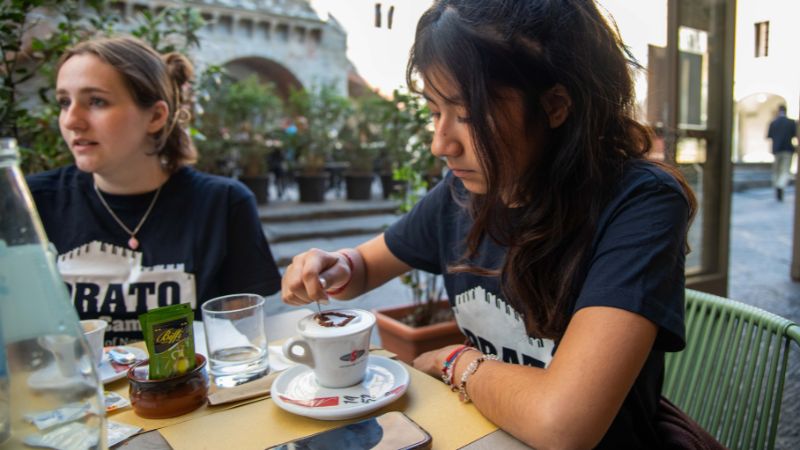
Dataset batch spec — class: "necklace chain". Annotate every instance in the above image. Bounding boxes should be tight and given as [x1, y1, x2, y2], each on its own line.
[93, 182, 162, 249]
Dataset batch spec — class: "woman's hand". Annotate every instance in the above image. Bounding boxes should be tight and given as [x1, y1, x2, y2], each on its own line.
[281, 248, 352, 305]
[412, 344, 466, 378]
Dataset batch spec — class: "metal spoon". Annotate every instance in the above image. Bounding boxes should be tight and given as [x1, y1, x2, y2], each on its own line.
[107, 347, 137, 365]
[316, 277, 327, 316]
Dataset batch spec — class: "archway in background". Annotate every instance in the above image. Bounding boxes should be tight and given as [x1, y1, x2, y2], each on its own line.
[223, 57, 304, 101]
[737, 93, 786, 162]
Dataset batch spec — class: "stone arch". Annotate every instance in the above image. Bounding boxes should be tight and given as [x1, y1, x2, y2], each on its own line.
[223, 57, 304, 102]
[736, 93, 786, 162]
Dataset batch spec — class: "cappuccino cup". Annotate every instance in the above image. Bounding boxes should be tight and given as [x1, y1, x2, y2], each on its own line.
[282, 309, 375, 388]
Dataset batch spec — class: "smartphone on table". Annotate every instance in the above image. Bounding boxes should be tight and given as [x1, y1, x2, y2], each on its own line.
[266, 411, 432, 450]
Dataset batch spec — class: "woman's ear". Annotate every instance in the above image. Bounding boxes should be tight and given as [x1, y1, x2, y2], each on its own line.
[146, 100, 170, 134]
[540, 84, 572, 128]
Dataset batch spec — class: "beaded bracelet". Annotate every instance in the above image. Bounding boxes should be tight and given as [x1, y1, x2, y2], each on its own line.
[457, 353, 499, 403]
[440, 345, 471, 387]
[447, 347, 477, 391]
[325, 251, 354, 295]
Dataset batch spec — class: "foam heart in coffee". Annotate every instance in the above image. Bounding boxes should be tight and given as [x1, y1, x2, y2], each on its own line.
[315, 311, 356, 328]
[297, 309, 375, 338]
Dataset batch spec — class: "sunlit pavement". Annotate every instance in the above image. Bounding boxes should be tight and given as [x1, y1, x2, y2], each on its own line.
[729, 186, 799, 449]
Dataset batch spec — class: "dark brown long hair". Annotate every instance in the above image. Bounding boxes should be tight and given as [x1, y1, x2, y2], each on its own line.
[407, 0, 697, 339]
[58, 36, 196, 172]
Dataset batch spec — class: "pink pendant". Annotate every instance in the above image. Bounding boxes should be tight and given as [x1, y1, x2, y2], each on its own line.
[128, 237, 139, 250]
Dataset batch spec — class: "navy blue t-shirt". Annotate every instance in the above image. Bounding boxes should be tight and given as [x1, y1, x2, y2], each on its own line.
[27, 165, 281, 345]
[767, 115, 797, 153]
[385, 160, 691, 449]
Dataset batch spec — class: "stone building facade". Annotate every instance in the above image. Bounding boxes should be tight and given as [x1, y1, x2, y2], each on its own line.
[111, 0, 351, 98]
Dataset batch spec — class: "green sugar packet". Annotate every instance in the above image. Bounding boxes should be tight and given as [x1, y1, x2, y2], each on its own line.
[139, 303, 196, 380]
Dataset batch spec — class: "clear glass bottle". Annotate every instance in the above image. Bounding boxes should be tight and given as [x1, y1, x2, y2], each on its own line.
[0, 322, 8, 444]
[0, 138, 106, 449]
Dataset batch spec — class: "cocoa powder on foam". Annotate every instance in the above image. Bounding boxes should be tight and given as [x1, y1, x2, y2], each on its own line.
[314, 311, 356, 328]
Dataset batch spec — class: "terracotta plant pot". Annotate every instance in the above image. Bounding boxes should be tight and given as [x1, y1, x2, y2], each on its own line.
[373, 301, 464, 364]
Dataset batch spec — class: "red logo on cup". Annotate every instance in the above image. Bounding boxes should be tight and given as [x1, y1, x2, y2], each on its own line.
[340, 349, 366, 362]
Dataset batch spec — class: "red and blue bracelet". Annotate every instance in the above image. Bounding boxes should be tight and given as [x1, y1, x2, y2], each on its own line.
[441, 345, 473, 388]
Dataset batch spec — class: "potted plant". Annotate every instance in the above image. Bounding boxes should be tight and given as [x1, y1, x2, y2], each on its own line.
[376, 89, 432, 199]
[337, 96, 384, 200]
[229, 77, 283, 204]
[235, 134, 271, 204]
[373, 168, 463, 364]
[196, 73, 284, 204]
[286, 84, 349, 203]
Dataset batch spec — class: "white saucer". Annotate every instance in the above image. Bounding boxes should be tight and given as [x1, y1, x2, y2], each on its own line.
[28, 361, 97, 391]
[28, 345, 148, 390]
[99, 346, 148, 384]
[271, 355, 409, 421]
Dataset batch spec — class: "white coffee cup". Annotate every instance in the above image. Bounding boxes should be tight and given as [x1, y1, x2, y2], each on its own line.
[80, 319, 108, 366]
[282, 309, 375, 388]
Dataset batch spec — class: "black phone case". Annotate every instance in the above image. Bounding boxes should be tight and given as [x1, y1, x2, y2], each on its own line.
[266, 411, 432, 450]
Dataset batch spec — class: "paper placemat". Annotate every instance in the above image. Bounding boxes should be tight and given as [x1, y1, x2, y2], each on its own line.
[158, 360, 497, 450]
[207, 370, 278, 406]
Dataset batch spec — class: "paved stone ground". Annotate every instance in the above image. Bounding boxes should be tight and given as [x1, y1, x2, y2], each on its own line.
[728, 186, 800, 449]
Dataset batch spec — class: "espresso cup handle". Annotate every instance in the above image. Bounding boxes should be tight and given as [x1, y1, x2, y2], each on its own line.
[282, 337, 314, 368]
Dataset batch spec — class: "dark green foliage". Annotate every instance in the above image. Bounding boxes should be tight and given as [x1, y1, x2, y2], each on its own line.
[194, 72, 284, 176]
[285, 84, 350, 174]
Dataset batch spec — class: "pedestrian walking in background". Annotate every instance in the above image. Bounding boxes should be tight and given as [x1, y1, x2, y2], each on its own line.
[767, 104, 797, 201]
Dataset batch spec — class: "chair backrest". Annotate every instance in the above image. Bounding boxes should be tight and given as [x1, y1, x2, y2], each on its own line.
[664, 289, 800, 450]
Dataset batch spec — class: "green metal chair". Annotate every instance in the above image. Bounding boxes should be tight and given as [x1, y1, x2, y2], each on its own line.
[664, 288, 800, 450]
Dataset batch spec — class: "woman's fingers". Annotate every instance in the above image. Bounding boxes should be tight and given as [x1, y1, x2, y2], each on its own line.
[281, 262, 308, 304]
[412, 349, 440, 377]
[282, 258, 317, 305]
[301, 269, 327, 301]
[318, 254, 351, 291]
[282, 290, 329, 306]
[281, 249, 345, 304]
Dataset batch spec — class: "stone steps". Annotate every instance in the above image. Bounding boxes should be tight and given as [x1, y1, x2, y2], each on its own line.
[733, 163, 773, 192]
[269, 232, 387, 267]
[257, 198, 399, 222]
[263, 214, 398, 244]
[259, 198, 401, 267]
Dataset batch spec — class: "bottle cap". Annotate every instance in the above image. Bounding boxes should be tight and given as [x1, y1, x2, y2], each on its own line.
[0, 138, 19, 160]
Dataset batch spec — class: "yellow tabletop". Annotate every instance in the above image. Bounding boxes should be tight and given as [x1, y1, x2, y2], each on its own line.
[109, 344, 498, 449]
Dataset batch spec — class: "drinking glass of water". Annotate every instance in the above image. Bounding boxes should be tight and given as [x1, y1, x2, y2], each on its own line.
[201, 294, 269, 388]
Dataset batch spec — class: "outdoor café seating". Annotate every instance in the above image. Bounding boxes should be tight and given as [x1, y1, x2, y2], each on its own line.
[664, 289, 800, 450]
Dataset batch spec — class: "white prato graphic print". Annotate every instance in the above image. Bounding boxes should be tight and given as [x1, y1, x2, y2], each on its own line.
[454, 285, 555, 368]
[57, 240, 197, 315]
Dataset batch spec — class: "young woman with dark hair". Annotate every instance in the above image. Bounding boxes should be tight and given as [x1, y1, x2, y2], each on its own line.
[27, 36, 281, 346]
[282, 1, 700, 447]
